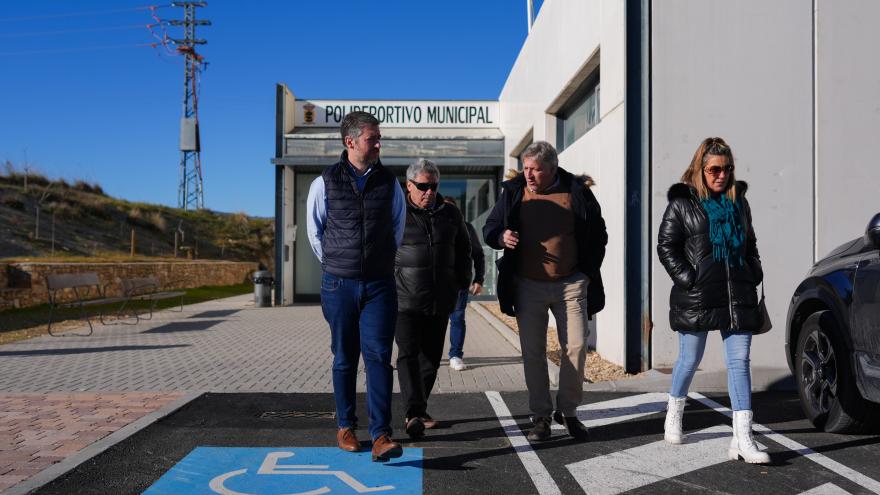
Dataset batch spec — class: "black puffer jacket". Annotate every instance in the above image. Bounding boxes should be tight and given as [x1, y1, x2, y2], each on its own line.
[395, 193, 473, 316]
[657, 181, 763, 333]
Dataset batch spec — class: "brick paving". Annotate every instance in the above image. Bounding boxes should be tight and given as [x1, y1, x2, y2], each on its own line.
[0, 293, 526, 492]
[0, 295, 524, 393]
[0, 392, 183, 492]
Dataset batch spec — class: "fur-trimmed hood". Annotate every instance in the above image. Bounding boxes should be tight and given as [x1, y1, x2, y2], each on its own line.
[504, 168, 596, 190]
[667, 181, 748, 201]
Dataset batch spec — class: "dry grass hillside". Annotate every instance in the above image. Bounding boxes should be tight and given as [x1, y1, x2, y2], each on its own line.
[0, 163, 274, 267]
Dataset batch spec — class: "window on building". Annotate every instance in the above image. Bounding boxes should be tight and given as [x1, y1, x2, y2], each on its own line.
[556, 69, 600, 152]
[512, 129, 534, 171]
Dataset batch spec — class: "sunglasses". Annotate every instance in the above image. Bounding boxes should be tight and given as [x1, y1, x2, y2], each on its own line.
[704, 165, 734, 176]
[409, 180, 439, 192]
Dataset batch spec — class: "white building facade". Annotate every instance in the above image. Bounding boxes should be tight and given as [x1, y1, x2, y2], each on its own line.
[275, 0, 880, 374]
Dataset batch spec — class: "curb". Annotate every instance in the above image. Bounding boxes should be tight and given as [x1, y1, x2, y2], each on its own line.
[6, 391, 202, 495]
[469, 301, 561, 387]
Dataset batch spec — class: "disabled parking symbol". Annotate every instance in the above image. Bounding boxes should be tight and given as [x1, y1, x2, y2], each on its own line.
[143, 447, 423, 495]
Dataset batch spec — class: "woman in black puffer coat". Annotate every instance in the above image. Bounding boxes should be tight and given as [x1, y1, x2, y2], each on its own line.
[394, 158, 472, 439]
[657, 137, 769, 464]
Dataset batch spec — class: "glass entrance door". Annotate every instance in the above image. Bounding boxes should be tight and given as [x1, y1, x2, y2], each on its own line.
[294, 173, 322, 300]
[436, 176, 498, 296]
[292, 170, 499, 301]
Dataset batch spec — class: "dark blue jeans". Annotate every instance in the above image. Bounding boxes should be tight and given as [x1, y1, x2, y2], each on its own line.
[448, 288, 469, 359]
[320, 272, 397, 440]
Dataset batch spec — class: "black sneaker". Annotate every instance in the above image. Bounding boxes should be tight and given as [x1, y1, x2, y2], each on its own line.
[527, 416, 552, 442]
[554, 411, 589, 441]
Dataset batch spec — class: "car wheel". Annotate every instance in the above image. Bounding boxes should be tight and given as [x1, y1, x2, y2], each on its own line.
[795, 311, 869, 433]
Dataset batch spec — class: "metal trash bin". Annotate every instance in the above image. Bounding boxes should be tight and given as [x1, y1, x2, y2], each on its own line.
[253, 270, 274, 307]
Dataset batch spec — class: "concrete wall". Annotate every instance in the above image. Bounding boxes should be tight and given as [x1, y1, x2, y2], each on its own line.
[651, 0, 814, 371]
[499, 0, 627, 364]
[815, 0, 880, 259]
[0, 261, 257, 311]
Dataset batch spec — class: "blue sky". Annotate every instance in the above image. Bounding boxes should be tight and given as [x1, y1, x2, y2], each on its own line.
[0, 1, 541, 217]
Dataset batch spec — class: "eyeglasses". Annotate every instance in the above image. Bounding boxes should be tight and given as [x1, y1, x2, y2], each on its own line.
[704, 165, 734, 176]
[409, 180, 439, 192]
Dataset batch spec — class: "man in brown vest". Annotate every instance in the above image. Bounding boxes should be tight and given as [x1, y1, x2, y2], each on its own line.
[484, 140, 607, 442]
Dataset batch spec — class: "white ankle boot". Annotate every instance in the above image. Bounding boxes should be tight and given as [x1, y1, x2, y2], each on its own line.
[664, 395, 687, 444]
[728, 410, 770, 464]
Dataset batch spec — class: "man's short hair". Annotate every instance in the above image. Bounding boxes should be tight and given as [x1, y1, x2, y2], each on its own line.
[521, 141, 558, 170]
[406, 158, 440, 182]
[340, 111, 380, 146]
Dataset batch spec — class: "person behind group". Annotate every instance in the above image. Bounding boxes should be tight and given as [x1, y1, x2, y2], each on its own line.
[395, 159, 472, 438]
[443, 196, 485, 372]
[305, 111, 407, 462]
[657, 136, 769, 464]
[484, 140, 607, 442]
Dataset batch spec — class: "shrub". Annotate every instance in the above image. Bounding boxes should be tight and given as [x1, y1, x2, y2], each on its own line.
[2, 197, 25, 211]
[72, 180, 104, 195]
[146, 211, 168, 232]
[79, 195, 115, 220]
[126, 207, 166, 232]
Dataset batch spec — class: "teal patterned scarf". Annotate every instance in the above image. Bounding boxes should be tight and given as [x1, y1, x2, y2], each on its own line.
[701, 195, 745, 266]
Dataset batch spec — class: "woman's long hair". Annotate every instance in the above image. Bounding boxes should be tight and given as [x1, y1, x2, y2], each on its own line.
[680, 137, 737, 201]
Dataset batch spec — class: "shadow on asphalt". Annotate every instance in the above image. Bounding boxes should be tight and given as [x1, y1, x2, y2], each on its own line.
[32, 391, 880, 495]
[141, 320, 221, 334]
[449, 356, 523, 370]
[189, 309, 240, 318]
[0, 344, 190, 356]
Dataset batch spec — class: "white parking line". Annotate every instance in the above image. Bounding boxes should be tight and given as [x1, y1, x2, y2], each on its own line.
[798, 482, 852, 495]
[689, 392, 880, 494]
[550, 392, 668, 430]
[485, 391, 561, 495]
[566, 425, 735, 495]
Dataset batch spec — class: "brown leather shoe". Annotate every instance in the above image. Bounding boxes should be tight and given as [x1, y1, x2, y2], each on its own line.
[337, 427, 360, 452]
[371, 434, 402, 462]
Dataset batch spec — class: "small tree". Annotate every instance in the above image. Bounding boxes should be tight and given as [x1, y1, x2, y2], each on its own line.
[34, 181, 57, 240]
[22, 149, 31, 193]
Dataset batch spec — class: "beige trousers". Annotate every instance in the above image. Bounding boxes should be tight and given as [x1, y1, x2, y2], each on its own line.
[514, 272, 589, 418]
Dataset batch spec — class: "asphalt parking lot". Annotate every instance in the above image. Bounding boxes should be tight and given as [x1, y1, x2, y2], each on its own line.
[32, 390, 880, 495]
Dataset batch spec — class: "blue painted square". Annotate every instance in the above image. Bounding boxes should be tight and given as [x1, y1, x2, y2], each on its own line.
[143, 447, 423, 494]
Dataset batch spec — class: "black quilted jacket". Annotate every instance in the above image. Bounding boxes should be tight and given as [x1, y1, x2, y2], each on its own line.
[656, 181, 763, 333]
[395, 194, 472, 316]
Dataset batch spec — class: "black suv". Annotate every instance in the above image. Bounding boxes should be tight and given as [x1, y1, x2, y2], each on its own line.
[786, 212, 880, 432]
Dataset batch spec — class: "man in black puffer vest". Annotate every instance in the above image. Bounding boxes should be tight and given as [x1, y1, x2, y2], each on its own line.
[305, 112, 407, 462]
[394, 159, 472, 439]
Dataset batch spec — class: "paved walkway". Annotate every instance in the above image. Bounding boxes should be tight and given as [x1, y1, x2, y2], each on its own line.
[0, 294, 526, 493]
[0, 392, 183, 492]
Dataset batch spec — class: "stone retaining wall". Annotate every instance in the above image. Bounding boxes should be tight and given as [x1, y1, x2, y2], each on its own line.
[0, 261, 258, 311]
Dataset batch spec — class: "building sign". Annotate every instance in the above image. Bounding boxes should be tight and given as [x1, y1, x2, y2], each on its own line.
[295, 100, 499, 128]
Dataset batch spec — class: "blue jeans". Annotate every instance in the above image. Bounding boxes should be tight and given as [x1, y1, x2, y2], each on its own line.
[670, 330, 753, 410]
[448, 288, 469, 359]
[320, 272, 397, 440]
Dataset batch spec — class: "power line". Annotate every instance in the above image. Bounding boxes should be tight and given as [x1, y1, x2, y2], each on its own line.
[0, 24, 150, 38]
[0, 43, 157, 57]
[0, 5, 168, 23]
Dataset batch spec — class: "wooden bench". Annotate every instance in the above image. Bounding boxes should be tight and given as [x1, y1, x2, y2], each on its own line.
[46, 272, 126, 336]
[118, 276, 185, 323]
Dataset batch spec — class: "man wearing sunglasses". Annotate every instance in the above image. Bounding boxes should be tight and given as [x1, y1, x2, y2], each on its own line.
[394, 158, 472, 439]
[484, 141, 607, 443]
[306, 111, 407, 462]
